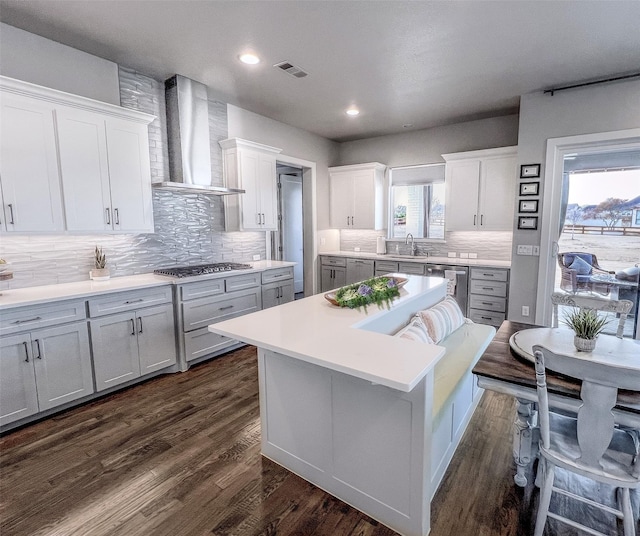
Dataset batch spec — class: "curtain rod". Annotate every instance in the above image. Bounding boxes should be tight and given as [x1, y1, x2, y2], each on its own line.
[544, 72, 640, 96]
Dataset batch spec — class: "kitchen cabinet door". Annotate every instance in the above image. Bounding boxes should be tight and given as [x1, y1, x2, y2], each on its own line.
[321, 266, 347, 292]
[262, 280, 294, 309]
[478, 155, 516, 231]
[136, 304, 177, 375]
[32, 322, 94, 411]
[0, 93, 65, 232]
[346, 259, 374, 285]
[329, 175, 353, 229]
[56, 107, 113, 231]
[444, 160, 481, 231]
[351, 170, 378, 229]
[105, 117, 154, 232]
[90, 313, 141, 391]
[0, 333, 39, 426]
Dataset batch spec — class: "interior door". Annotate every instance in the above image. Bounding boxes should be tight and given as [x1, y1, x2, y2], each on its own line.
[279, 173, 304, 294]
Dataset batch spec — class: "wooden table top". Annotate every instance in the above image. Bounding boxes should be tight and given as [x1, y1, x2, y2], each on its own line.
[472, 320, 640, 414]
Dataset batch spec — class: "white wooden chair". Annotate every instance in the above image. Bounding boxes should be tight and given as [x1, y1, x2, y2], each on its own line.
[551, 291, 633, 338]
[532, 344, 640, 536]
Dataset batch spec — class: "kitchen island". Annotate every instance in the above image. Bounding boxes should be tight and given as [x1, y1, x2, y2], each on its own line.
[209, 275, 495, 536]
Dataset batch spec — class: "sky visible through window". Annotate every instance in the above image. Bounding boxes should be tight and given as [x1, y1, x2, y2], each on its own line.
[568, 169, 639, 205]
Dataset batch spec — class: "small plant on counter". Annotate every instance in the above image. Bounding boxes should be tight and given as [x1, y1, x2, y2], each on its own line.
[94, 246, 107, 269]
[335, 276, 401, 312]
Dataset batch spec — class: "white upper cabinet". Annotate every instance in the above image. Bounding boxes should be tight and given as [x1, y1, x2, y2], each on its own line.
[0, 75, 155, 234]
[57, 108, 154, 232]
[0, 93, 65, 232]
[443, 147, 517, 232]
[329, 162, 386, 230]
[219, 138, 282, 231]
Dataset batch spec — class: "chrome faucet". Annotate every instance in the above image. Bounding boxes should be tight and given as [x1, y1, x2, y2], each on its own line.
[405, 233, 417, 256]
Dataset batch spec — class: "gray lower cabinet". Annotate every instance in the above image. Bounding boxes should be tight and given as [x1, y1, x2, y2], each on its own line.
[89, 287, 176, 391]
[262, 267, 295, 309]
[346, 258, 374, 285]
[179, 273, 262, 364]
[0, 318, 93, 426]
[374, 260, 399, 276]
[467, 267, 509, 327]
[321, 256, 347, 292]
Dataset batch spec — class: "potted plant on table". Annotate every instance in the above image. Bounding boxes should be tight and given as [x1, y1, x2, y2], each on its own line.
[562, 308, 608, 352]
[90, 246, 110, 281]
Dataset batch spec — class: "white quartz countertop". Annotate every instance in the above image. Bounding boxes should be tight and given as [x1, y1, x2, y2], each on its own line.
[0, 260, 295, 309]
[320, 251, 511, 269]
[209, 275, 449, 392]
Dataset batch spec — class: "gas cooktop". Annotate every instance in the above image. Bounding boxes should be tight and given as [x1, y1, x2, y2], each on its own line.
[154, 262, 252, 278]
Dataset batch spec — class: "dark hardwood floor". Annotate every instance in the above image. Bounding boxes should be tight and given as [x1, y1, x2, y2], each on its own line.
[0, 346, 633, 536]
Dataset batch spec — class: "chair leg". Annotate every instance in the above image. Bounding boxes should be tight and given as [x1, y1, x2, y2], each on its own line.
[618, 487, 636, 536]
[534, 458, 555, 536]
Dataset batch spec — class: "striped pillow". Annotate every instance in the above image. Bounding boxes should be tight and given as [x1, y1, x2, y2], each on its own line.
[394, 316, 435, 344]
[418, 297, 466, 343]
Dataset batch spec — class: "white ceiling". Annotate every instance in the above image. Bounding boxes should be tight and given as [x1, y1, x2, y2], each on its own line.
[1, 0, 639, 142]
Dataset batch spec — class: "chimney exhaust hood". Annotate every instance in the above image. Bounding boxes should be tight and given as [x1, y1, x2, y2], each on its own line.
[153, 75, 244, 195]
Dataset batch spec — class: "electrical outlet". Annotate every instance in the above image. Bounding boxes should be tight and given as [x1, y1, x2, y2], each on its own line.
[517, 245, 533, 255]
[459, 252, 469, 259]
[522, 305, 530, 317]
[468, 253, 478, 259]
[354, 247, 361, 252]
[447, 252, 457, 258]
[320, 237, 326, 246]
[252, 254, 260, 261]
[532, 246, 540, 256]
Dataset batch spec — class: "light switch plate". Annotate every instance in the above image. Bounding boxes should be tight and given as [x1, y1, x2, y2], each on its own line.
[447, 252, 457, 258]
[469, 253, 478, 259]
[459, 253, 469, 259]
[252, 254, 260, 261]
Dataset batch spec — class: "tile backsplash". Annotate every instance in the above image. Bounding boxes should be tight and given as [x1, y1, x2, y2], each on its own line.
[0, 66, 266, 291]
[339, 229, 512, 260]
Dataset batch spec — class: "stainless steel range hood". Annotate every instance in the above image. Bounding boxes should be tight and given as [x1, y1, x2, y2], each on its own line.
[153, 75, 244, 195]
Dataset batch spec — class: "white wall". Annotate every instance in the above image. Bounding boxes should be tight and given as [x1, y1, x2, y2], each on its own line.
[227, 104, 339, 230]
[508, 78, 640, 323]
[337, 115, 519, 167]
[0, 23, 120, 105]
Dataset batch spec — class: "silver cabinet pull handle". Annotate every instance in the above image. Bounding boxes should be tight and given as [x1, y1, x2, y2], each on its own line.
[12, 316, 42, 324]
[473, 214, 477, 226]
[219, 305, 234, 311]
[8, 204, 15, 224]
[124, 298, 144, 304]
[34, 339, 42, 359]
[105, 208, 111, 225]
[114, 208, 120, 225]
[130, 318, 136, 336]
[480, 214, 484, 225]
[23, 341, 30, 362]
[137, 317, 143, 334]
[482, 273, 494, 277]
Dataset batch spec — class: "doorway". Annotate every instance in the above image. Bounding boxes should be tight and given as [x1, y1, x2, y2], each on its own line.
[275, 164, 304, 298]
[536, 129, 640, 338]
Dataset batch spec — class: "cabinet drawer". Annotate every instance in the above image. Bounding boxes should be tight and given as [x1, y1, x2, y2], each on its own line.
[398, 262, 426, 275]
[375, 261, 399, 274]
[469, 295, 506, 313]
[261, 267, 294, 284]
[180, 278, 225, 301]
[184, 327, 236, 362]
[470, 268, 508, 282]
[468, 309, 505, 327]
[469, 280, 507, 297]
[88, 286, 172, 317]
[321, 256, 347, 267]
[0, 300, 87, 336]
[182, 288, 261, 332]
[225, 273, 261, 292]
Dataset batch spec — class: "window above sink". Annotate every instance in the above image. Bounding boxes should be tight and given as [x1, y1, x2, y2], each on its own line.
[388, 163, 446, 241]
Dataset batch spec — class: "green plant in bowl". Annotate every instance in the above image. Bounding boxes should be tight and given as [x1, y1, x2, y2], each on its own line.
[562, 308, 608, 340]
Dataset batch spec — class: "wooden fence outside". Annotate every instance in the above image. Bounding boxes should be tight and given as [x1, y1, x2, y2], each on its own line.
[562, 225, 640, 236]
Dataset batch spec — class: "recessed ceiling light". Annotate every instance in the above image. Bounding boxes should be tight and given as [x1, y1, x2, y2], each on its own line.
[239, 53, 260, 65]
[346, 108, 360, 116]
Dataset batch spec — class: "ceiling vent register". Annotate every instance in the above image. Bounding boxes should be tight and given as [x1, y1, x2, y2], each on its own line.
[274, 61, 308, 78]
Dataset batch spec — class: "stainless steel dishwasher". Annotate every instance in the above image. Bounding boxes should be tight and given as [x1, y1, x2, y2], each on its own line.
[425, 264, 469, 315]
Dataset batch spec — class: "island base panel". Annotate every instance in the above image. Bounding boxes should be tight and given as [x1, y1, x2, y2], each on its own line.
[258, 348, 433, 536]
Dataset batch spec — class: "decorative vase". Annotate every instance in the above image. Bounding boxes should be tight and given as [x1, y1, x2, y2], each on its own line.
[574, 335, 596, 352]
[90, 268, 110, 281]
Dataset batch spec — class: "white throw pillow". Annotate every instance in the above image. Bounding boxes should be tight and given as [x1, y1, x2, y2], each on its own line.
[418, 297, 466, 344]
[394, 315, 435, 344]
